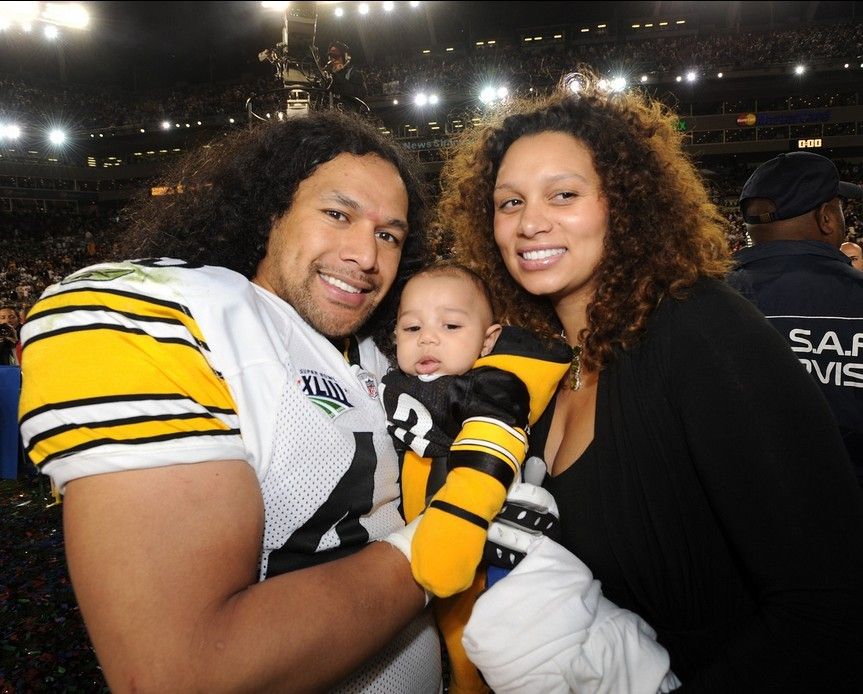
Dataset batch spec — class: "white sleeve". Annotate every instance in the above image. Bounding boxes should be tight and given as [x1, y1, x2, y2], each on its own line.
[462, 536, 680, 693]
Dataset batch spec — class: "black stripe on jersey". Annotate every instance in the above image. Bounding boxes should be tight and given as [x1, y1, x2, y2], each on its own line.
[429, 500, 489, 530]
[449, 450, 515, 489]
[26, 304, 211, 352]
[20, 393, 235, 427]
[36, 286, 192, 317]
[25, 411, 229, 454]
[22, 323, 202, 352]
[35, 428, 241, 468]
[30, 303, 187, 325]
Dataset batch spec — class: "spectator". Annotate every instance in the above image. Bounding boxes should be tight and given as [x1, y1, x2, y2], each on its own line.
[840, 240, 863, 270]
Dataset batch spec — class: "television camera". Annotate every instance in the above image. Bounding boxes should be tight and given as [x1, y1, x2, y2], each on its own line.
[248, 2, 369, 120]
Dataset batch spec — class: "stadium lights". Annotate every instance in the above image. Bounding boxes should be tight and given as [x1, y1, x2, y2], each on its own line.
[358, 3, 369, 15]
[161, 120, 171, 130]
[794, 64, 806, 75]
[413, 92, 439, 107]
[0, 2, 90, 31]
[1, 124, 22, 140]
[685, 71, 697, 82]
[383, 1, 393, 11]
[48, 128, 66, 145]
[334, 7, 344, 17]
[479, 86, 508, 105]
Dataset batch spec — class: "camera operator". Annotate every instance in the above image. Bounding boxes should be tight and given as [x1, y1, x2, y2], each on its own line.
[324, 41, 367, 101]
[0, 324, 18, 366]
[0, 304, 20, 365]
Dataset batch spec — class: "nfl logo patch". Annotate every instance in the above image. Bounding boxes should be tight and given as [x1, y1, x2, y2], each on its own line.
[357, 370, 378, 399]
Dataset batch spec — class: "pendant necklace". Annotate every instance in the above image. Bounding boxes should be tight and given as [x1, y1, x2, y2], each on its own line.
[561, 331, 583, 391]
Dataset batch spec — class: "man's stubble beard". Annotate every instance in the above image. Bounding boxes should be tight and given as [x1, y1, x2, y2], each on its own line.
[273, 266, 382, 339]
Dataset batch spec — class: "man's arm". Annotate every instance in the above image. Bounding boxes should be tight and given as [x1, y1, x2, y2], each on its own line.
[64, 459, 425, 693]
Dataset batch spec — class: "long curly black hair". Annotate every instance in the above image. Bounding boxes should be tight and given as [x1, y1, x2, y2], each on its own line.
[119, 109, 430, 347]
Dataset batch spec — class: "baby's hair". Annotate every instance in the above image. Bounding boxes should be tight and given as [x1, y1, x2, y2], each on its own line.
[408, 261, 496, 321]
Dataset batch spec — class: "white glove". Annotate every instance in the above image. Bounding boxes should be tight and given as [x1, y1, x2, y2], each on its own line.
[380, 514, 421, 562]
[463, 535, 680, 694]
[379, 515, 433, 606]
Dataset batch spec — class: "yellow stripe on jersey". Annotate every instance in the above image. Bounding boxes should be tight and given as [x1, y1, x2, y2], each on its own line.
[21, 325, 233, 412]
[20, 288, 238, 468]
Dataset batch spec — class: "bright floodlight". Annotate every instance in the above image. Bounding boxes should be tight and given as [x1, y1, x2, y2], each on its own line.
[42, 2, 89, 29]
[161, 120, 171, 130]
[358, 3, 369, 15]
[43, 23, 58, 38]
[794, 64, 806, 75]
[685, 71, 697, 82]
[428, 94, 439, 105]
[717, 72, 723, 78]
[260, 1, 290, 10]
[383, 1, 394, 10]
[48, 128, 66, 145]
[334, 7, 344, 17]
[414, 93, 428, 106]
[610, 76, 626, 91]
[640, 74, 648, 83]
[410, 1, 420, 6]
[496, 86, 508, 99]
[0, 2, 39, 28]
[479, 87, 495, 104]
[2, 124, 22, 139]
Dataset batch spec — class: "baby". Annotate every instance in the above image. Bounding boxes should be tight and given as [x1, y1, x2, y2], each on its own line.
[381, 262, 571, 693]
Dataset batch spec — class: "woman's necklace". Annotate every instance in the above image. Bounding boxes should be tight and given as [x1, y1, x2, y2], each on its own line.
[561, 331, 583, 391]
[568, 345, 583, 391]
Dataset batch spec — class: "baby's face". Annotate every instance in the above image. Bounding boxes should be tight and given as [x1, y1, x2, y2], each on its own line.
[395, 273, 499, 377]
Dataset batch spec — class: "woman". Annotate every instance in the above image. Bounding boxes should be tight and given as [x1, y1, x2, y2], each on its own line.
[441, 73, 863, 691]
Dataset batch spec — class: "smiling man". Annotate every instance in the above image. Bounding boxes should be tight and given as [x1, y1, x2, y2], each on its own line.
[18, 111, 442, 692]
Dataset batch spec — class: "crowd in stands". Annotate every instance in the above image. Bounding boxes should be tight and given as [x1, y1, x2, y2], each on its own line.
[2, 21, 862, 134]
[0, 210, 122, 317]
[362, 22, 863, 102]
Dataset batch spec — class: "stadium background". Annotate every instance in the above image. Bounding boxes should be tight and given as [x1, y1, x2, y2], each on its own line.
[1, 1, 862, 690]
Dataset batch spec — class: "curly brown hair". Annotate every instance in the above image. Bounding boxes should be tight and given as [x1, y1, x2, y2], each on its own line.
[436, 71, 732, 372]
